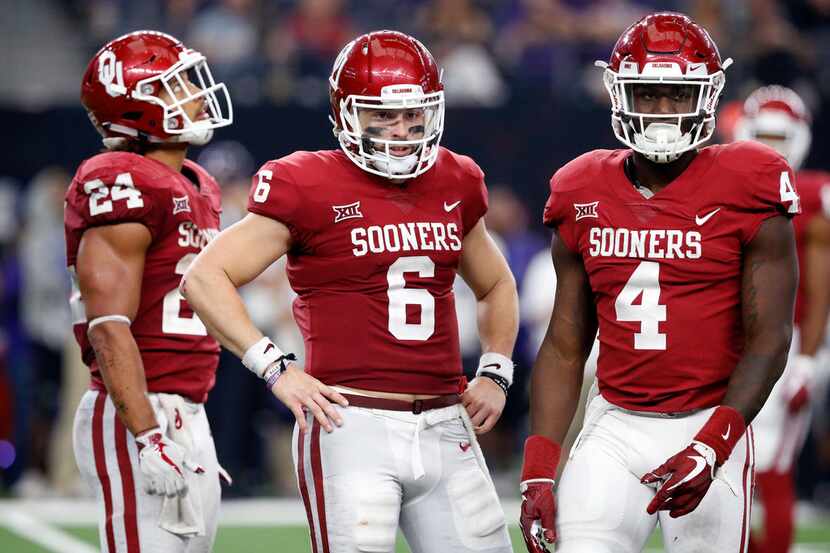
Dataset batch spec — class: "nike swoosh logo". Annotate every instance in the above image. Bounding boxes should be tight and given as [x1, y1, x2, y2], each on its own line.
[721, 424, 731, 441]
[482, 363, 501, 371]
[667, 455, 706, 491]
[695, 208, 720, 226]
[444, 200, 461, 212]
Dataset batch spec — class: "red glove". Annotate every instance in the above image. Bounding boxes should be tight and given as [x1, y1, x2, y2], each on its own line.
[641, 406, 745, 518]
[519, 435, 561, 552]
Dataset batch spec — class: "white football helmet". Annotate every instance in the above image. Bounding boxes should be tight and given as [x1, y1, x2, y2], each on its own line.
[733, 85, 812, 170]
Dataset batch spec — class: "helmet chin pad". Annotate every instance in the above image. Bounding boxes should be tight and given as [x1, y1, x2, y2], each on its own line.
[370, 152, 419, 176]
[180, 127, 214, 146]
[632, 123, 692, 163]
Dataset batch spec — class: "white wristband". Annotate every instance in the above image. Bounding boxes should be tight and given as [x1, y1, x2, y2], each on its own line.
[520, 478, 556, 493]
[242, 337, 284, 378]
[87, 314, 131, 332]
[475, 352, 514, 387]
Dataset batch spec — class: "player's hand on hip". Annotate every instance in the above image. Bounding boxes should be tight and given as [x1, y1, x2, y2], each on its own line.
[135, 427, 202, 497]
[461, 376, 506, 434]
[270, 363, 349, 433]
[519, 479, 556, 552]
[641, 441, 717, 518]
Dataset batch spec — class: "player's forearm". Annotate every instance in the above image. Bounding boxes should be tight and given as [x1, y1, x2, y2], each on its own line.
[722, 347, 790, 423]
[88, 323, 157, 435]
[181, 265, 263, 357]
[529, 337, 584, 444]
[800, 239, 830, 355]
[725, 217, 797, 422]
[799, 306, 829, 357]
[476, 272, 519, 356]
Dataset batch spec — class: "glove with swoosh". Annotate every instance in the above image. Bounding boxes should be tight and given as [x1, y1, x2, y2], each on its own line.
[641, 406, 745, 518]
[519, 435, 560, 552]
[135, 427, 203, 497]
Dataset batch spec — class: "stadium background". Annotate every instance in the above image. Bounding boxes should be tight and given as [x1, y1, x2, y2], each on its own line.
[1, 0, 829, 551]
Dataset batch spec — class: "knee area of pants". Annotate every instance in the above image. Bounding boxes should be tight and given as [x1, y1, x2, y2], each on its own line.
[354, 491, 399, 553]
[446, 468, 506, 539]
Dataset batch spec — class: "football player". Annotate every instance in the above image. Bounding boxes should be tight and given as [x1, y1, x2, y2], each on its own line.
[66, 31, 232, 553]
[182, 31, 518, 553]
[519, 13, 799, 553]
[733, 85, 830, 553]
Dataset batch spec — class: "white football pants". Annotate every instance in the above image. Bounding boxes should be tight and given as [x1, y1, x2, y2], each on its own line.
[292, 401, 512, 553]
[556, 394, 754, 553]
[73, 390, 221, 553]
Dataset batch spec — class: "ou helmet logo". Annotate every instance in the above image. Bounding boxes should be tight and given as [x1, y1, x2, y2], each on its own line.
[98, 50, 128, 98]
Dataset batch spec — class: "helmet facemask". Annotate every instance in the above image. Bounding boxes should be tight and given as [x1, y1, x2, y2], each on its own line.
[334, 85, 444, 179]
[131, 50, 233, 146]
[599, 59, 730, 163]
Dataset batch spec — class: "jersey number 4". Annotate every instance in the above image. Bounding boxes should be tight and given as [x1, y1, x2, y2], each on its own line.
[615, 261, 666, 350]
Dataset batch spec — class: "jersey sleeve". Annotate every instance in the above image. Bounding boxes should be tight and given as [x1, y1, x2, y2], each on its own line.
[739, 151, 799, 245]
[543, 176, 579, 252]
[461, 162, 488, 236]
[65, 161, 168, 240]
[247, 159, 306, 245]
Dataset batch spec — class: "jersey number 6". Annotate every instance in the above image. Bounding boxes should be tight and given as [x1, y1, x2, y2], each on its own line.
[387, 256, 435, 341]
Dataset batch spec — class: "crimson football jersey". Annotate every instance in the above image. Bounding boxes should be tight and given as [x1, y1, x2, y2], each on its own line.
[247, 148, 487, 394]
[65, 152, 222, 403]
[792, 170, 830, 326]
[544, 141, 798, 412]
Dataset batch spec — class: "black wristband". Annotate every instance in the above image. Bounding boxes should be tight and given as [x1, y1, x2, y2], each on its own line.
[480, 371, 509, 396]
[278, 352, 297, 371]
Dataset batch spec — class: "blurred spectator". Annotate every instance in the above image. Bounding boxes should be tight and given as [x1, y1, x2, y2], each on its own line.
[14, 167, 71, 496]
[415, 0, 508, 106]
[197, 140, 256, 226]
[0, 178, 22, 489]
[264, 0, 355, 105]
[187, 0, 264, 105]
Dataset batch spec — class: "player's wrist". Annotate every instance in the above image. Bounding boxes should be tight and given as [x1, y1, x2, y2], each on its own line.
[475, 352, 514, 387]
[479, 372, 509, 396]
[263, 353, 297, 390]
[242, 336, 286, 378]
[134, 426, 165, 453]
[522, 435, 562, 482]
[693, 406, 745, 466]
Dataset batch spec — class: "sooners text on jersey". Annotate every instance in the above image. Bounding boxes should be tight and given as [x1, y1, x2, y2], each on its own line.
[65, 152, 222, 402]
[544, 141, 798, 412]
[247, 148, 487, 394]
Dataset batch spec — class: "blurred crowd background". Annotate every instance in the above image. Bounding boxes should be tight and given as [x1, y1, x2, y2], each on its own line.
[1, 0, 830, 512]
